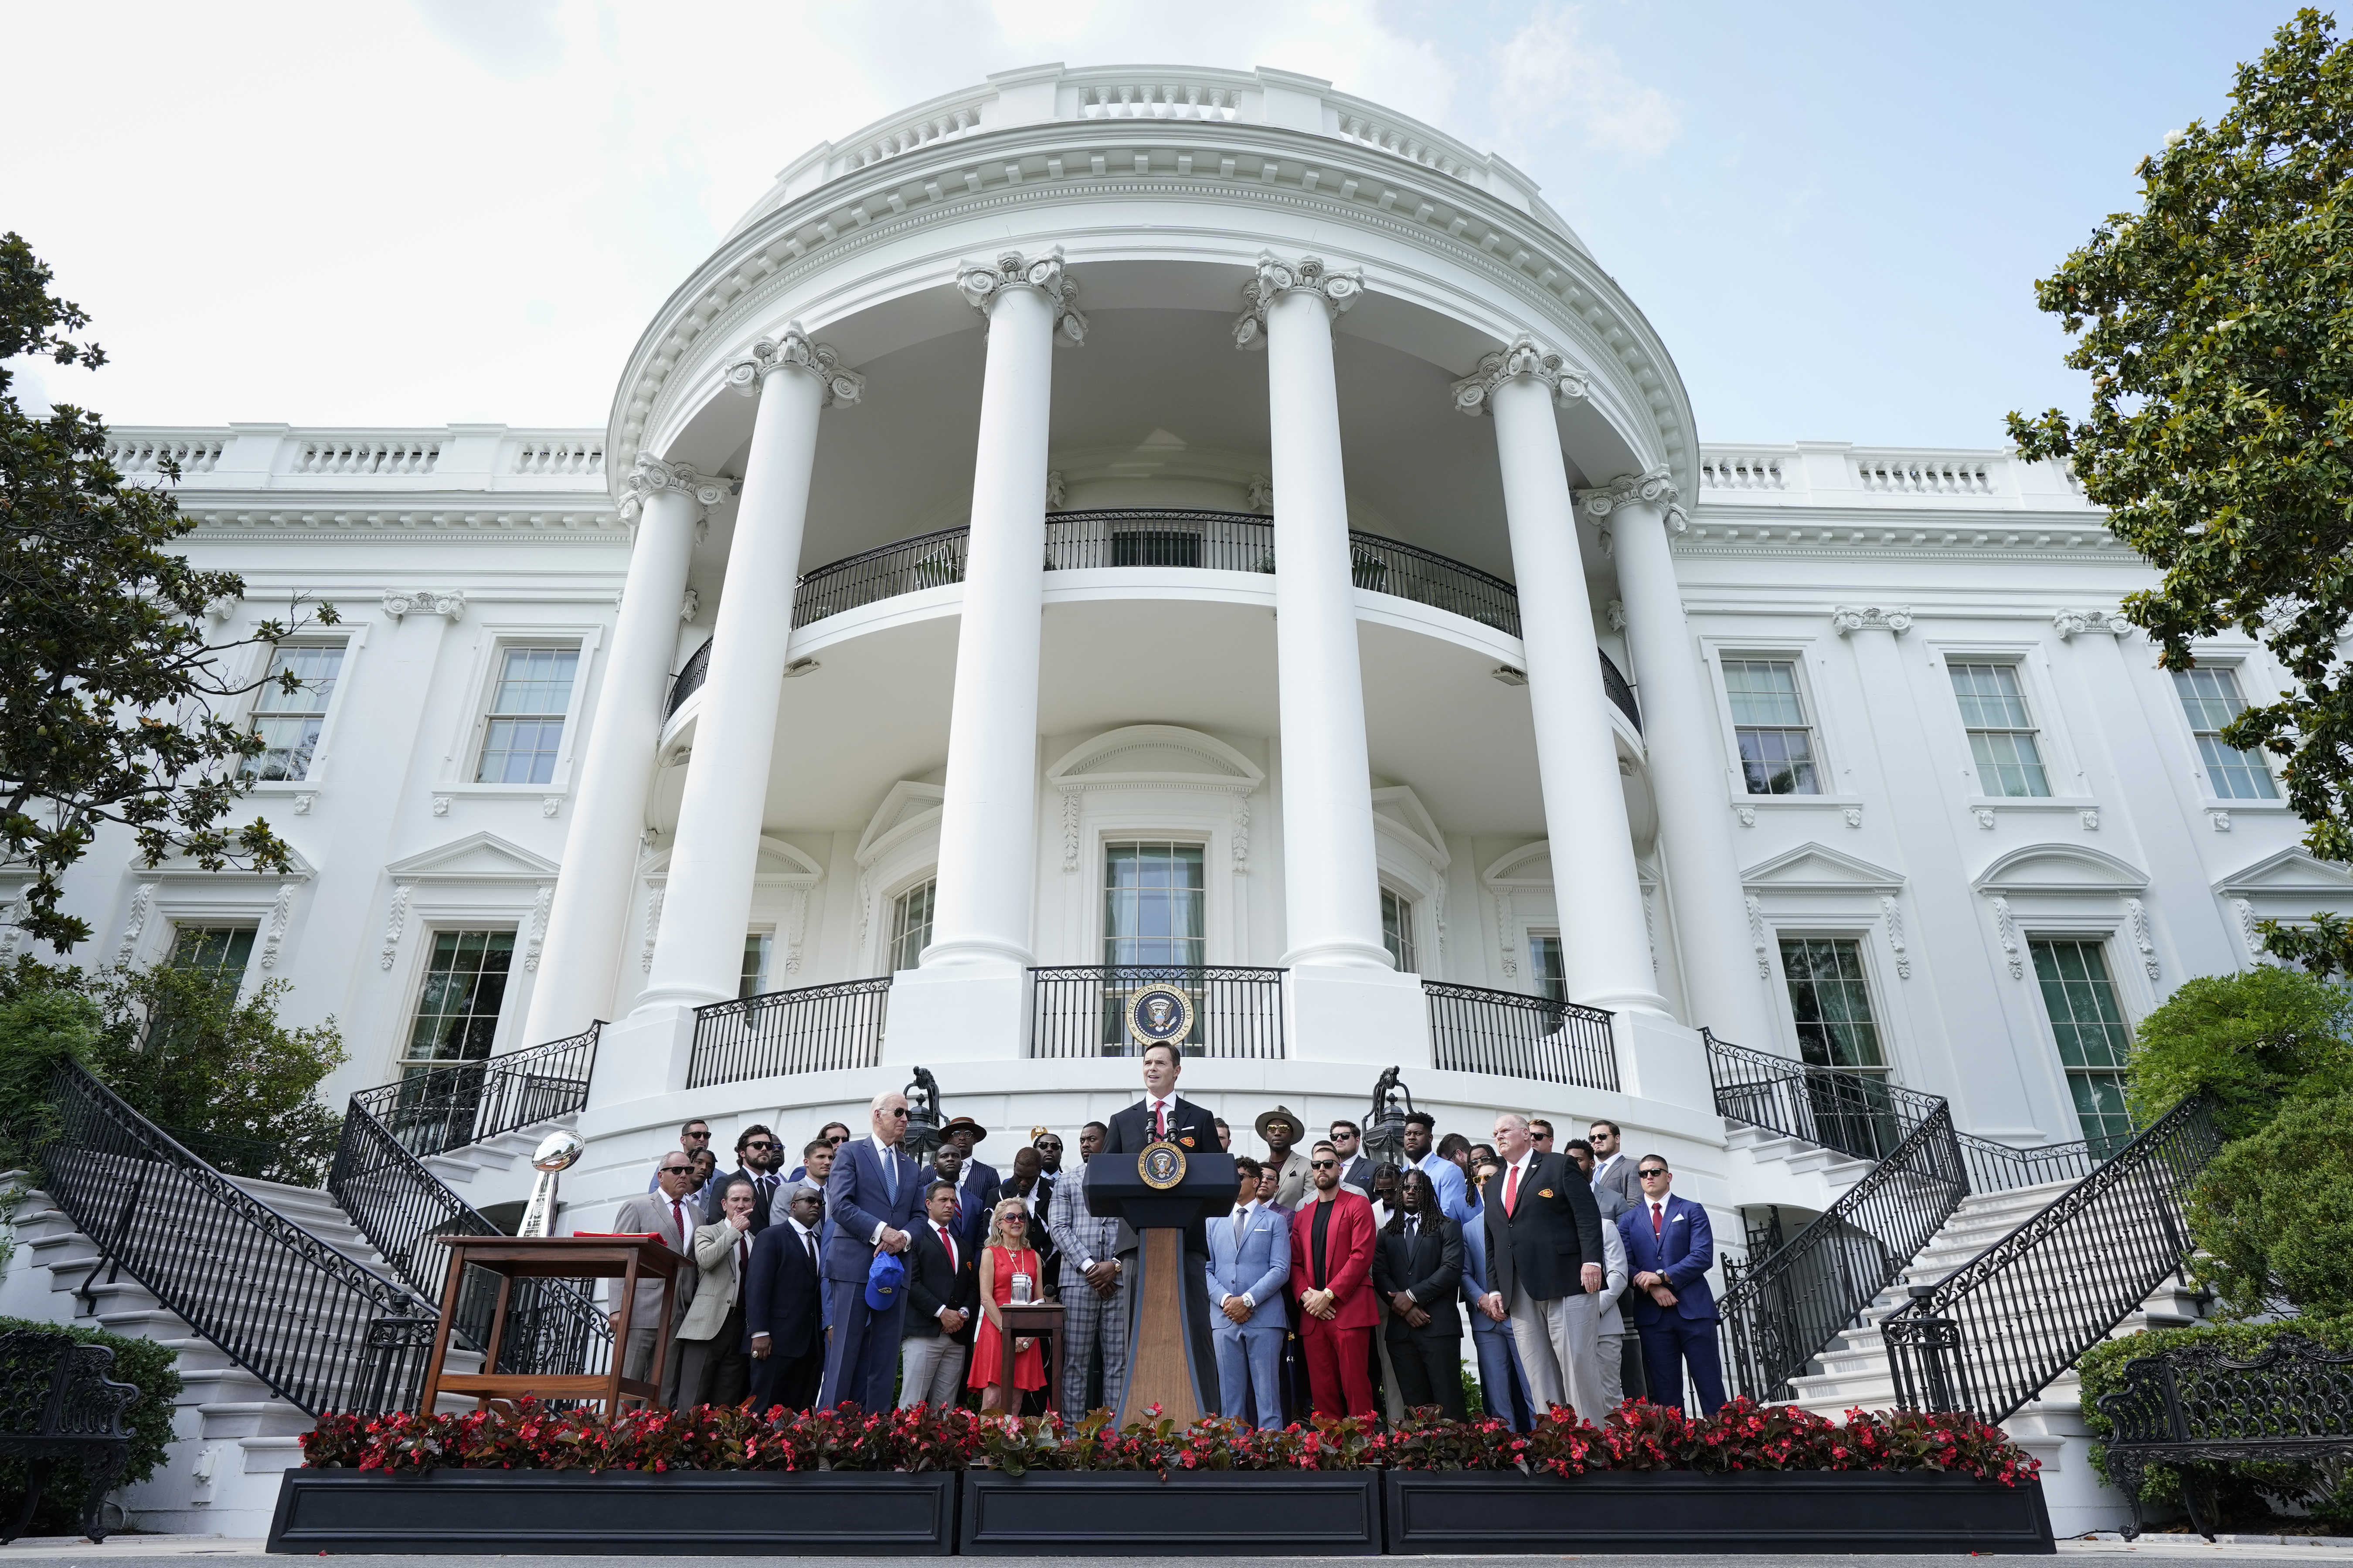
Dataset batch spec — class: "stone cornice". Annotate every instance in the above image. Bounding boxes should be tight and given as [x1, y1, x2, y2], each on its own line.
[1449, 333, 1588, 414]
[181, 504, 624, 543]
[1673, 512, 2134, 563]
[954, 247, 1089, 344]
[1231, 252, 1364, 346]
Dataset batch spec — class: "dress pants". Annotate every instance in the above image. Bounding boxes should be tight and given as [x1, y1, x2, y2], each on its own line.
[1506, 1285, 1605, 1422]
[1638, 1314, 1728, 1416]
[1058, 1277, 1128, 1417]
[1387, 1333, 1468, 1419]
[673, 1301, 749, 1408]
[1471, 1317, 1534, 1429]
[1300, 1313, 1375, 1418]
[899, 1334, 968, 1409]
[819, 1276, 907, 1412]
[1213, 1326, 1285, 1430]
[750, 1345, 824, 1412]
[1597, 1320, 1626, 1410]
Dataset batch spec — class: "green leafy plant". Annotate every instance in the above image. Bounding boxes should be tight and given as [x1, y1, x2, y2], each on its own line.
[0, 1317, 180, 1533]
[2185, 1090, 2353, 1317]
[2125, 966, 2353, 1139]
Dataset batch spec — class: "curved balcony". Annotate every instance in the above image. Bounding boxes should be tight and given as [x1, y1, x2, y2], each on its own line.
[664, 509, 1642, 730]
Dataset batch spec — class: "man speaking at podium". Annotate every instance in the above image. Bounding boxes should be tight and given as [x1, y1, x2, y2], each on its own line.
[1099, 1039, 1223, 1413]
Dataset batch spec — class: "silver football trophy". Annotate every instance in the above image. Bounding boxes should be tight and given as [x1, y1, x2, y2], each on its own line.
[518, 1129, 583, 1238]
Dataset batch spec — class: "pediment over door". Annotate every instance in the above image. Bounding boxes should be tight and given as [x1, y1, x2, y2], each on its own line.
[384, 832, 557, 885]
[1973, 844, 2150, 896]
[2216, 847, 2353, 899]
[856, 781, 946, 867]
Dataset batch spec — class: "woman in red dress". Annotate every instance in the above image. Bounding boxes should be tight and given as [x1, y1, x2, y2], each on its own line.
[967, 1196, 1047, 1412]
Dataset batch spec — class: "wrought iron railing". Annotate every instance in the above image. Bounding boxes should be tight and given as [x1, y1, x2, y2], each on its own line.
[1704, 1029, 1946, 1164]
[347, 1024, 600, 1161]
[1884, 1093, 2222, 1423]
[36, 1061, 439, 1416]
[1717, 1096, 1970, 1402]
[689, 977, 893, 1089]
[1044, 509, 1276, 574]
[1953, 1126, 2134, 1195]
[1424, 981, 1617, 1091]
[793, 524, 971, 626]
[1599, 650, 1641, 730]
[1030, 965, 1286, 1058]
[1345, 529, 1520, 634]
[666, 638, 712, 716]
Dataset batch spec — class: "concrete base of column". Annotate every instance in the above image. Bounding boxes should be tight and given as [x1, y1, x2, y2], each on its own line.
[1610, 1010, 1716, 1117]
[588, 1002, 699, 1109]
[1285, 964, 1430, 1067]
[883, 965, 1027, 1063]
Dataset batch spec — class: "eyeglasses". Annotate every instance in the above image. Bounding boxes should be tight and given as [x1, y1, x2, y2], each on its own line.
[683, 1130, 710, 1140]
[659, 1165, 694, 1175]
[826, 1133, 849, 1144]
[744, 1140, 775, 1151]
[1309, 1158, 1338, 1170]
[887, 1108, 909, 1118]
[1638, 1167, 1670, 1179]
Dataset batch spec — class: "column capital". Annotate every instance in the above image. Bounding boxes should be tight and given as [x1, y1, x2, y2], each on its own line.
[1576, 463, 1687, 533]
[2054, 608, 2132, 638]
[620, 455, 728, 523]
[1233, 251, 1364, 348]
[1831, 604, 1915, 636]
[955, 247, 1088, 345]
[724, 324, 866, 407]
[1450, 334, 1590, 414]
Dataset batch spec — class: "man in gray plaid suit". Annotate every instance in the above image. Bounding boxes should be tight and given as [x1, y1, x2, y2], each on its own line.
[1047, 1121, 1128, 1416]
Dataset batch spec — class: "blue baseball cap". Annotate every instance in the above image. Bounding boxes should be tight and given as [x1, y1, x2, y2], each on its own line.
[865, 1250, 905, 1310]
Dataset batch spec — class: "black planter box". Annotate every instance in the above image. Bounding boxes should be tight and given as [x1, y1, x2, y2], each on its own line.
[1384, 1468, 2055, 1554]
[960, 1468, 1383, 1556]
[266, 1467, 958, 1555]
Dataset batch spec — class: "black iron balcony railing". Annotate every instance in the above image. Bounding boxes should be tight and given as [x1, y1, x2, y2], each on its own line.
[347, 1024, 600, 1162]
[1599, 650, 1640, 730]
[1030, 965, 1286, 1059]
[1704, 1028, 1945, 1164]
[1423, 981, 1618, 1092]
[689, 977, 894, 1090]
[666, 638, 712, 717]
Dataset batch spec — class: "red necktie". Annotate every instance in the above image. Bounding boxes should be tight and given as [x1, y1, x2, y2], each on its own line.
[671, 1200, 688, 1248]
[939, 1224, 956, 1272]
[1154, 1100, 1167, 1140]
[1502, 1163, 1519, 1217]
[1652, 1202, 1665, 1240]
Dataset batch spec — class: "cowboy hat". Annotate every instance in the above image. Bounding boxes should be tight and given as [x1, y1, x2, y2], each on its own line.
[1254, 1105, 1303, 1143]
[940, 1115, 988, 1144]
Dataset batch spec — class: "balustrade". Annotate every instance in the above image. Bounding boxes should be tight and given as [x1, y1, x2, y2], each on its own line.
[689, 978, 892, 1089]
[1030, 965, 1285, 1059]
[1423, 981, 1616, 1091]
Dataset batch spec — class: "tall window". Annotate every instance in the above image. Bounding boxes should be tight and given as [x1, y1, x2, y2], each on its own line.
[1103, 843, 1204, 967]
[1381, 889, 1418, 973]
[1530, 935, 1567, 1006]
[1948, 662, 2052, 797]
[2173, 667, 2278, 800]
[740, 933, 772, 998]
[2030, 939, 2135, 1147]
[475, 646, 579, 784]
[889, 879, 935, 972]
[243, 644, 345, 782]
[403, 930, 513, 1070]
[1780, 938, 1886, 1072]
[1723, 658, 1821, 795]
[168, 924, 256, 980]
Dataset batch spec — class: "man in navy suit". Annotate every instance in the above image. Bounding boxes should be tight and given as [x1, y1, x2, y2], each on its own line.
[1615, 1154, 1727, 1416]
[744, 1185, 827, 1411]
[819, 1089, 923, 1411]
[939, 1116, 1002, 1254]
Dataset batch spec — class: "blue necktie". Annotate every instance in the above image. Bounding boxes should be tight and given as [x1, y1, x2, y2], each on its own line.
[882, 1147, 898, 1204]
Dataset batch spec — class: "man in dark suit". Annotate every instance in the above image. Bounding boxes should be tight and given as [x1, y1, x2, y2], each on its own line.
[745, 1184, 826, 1411]
[1476, 1110, 1607, 1422]
[819, 1089, 923, 1411]
[899, 1179, 978, 1408]
[1617, 1155, 1727, 1416]
[704, 1123, 787, 1233]
[1098, 1039, 1224, 1413]
[940, 1116, 1001, 1255]
[1374, 1168, 1466, 1417]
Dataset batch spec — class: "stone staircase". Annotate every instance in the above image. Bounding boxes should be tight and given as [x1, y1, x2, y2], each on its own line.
[1719, 1118, 1876, 1218]
[417, 1110, 581, 1212]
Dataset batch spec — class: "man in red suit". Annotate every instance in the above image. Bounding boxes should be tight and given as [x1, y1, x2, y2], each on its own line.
[1288, 1139, 1377, 1418]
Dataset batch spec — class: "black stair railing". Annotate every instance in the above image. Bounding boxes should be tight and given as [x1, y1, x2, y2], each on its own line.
[36, 1060, 439, 1416]
[347, 1023, 599, 1161]
[1884, 1093, 2222, 1423]
[1704, 1028, 1947, 1162]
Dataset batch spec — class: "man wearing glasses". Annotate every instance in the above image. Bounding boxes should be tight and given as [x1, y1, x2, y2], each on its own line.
[648, 1119, 713, 1191]
[1327, 1121, 1374, 1193]
[608, 1150, 702, 1394]
[1615, 1156, 1726, 1416]
[819, 1090, 924, 1412]
[789, 1122, 853, 1183]
[706, 1124, 787, 1233]
[1287, 1140, 1378, 1417]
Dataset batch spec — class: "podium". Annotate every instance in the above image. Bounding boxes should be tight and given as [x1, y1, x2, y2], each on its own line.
[1084, 1145, 1237, 1425]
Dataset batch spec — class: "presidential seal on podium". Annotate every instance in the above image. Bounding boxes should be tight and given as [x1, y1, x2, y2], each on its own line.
[1137, 1138, 1187, 1191]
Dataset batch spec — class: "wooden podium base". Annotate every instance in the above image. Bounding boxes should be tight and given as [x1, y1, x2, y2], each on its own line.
[1115, 1229, 1200, 1425]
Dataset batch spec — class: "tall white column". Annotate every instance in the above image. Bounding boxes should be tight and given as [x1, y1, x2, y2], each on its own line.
[1454, 339, 1668, 1015]
[1235, 254, 1391, 972]
[521, 459, 714, 1043]
[918, 249, 1085, 977]
[634, 329, 864, 1011]
[1585, 468, 1777, 1043]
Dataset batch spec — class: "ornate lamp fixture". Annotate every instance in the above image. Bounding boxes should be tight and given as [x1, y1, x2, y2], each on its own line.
[1362, 1066, 1415, 1168]
[903, 1066, 944, 1161]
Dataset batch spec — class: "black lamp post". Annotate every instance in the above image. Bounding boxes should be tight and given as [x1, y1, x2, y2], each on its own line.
[1362, 1065, 1414, 1168]
[903, 1066, 943, 1160]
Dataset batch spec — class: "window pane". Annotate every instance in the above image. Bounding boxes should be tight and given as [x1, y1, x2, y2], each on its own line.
[1949, 662, 2033, 729]
[1723, 660, 1808, 726]
[1949, 665, 2051, 797]
[1967, 728, 2053, 797]
[476, 647, 577, 784]
[490, 647, 578, 714]
[1725, 660, 1822, 795]
[1103, 843, 1205, 967]
[1530, 935, 1566, 1006]
[404, 929, 514, 1065]
[1737, 727, 1821, 795]
[244, 644, 345, 782]
[476, 718, 566, 784]
[2173, 667, 2278, 799]
[2030, 938, 2137, 1144]
[253, 645, 345, 712]
[1781, 938, 1885, 1071]
[1381, 889, 1417, 973]
[740, 933, 771, 998]
[169, 925, 255, 978]
[890, 880, 936, 973]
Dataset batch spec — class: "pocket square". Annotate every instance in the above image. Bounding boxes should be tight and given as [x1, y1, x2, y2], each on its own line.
[1537, 1188, 1554, 1198]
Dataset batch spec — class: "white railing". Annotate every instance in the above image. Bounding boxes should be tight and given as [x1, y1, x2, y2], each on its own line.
[104, 434, 226, 475]
[1692, 444, 2095, 514]
[1700, 453, 1788, 491]
[1853, 453, 1996, 497]
[1077, 80, 1246, 122]
[100, 426, 611, 495]
[508, 438, 603, 477]
[841, 96, 990, 172]
[1333, 112, 1469, 177]
[294, 438, 442, 477]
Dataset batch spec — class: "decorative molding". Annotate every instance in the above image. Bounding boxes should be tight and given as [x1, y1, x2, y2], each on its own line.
[2210, 809, 2233, 833]
[1734, 805, 1756, 828]
[523, 882, 553, 973]
[2125, 896, 2159, 981]
[1233, 251, 1364, 347]
[1045, 471, 1067, 509]
[541, 796, 561, 818]
[1642, 884, 1659, 977]
[292, 792, 315, 815]
[202, 595, 239, 624]
[381, 588, 466, 621]
[639, 888, 665, 973]
[1246, 474, 1273, 514]
[1746, 893, 1771, 978]
[1973, 807, 1997, 830]
[785, 884, 811, 977]
[1577, 465, 1687, 535]
[2054, 608, 2131, 639]
[1492, 888, 1516, 978]
[853, 863, 875, 957]
[955, 247, 1088, 346]
[723, 323, 867, 407]
[257, 882, 297, 971]
[2232, 896, 2262, 957]
[1879, 893, 1911, 980]
[116, 880, 157, 967]
[1843, 807, 1863, 829]
[1061, 791, 1083, 874]
[431, 796, 452, 817]
[1231, 793, 1251, 871]
[1988, 893, 2023, 979]
[1605, 599, 1625, 632]
[1449, 333, 1590, 414]
[619, 455, 728, 524]
[1831, 604, 1914, 636]
[379, 884, 411, 971]
[680, 588, 700, 623]
[2080, 808, 2101, 832]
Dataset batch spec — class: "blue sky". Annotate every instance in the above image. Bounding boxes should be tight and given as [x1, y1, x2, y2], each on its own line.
[0, 0, 2293, 447]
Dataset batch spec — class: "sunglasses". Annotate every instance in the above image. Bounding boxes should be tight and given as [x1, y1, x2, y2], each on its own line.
[683, 1130, 710, 1140]
[1309, 1159, 1338, 1170]
[744, 1140, 776, 1151]
[1639, 1168, 1670, 1179]
[827, 1133, 849, 1144]
[887, 1108, 909, 1118]
[659, 1164, 694, 1175]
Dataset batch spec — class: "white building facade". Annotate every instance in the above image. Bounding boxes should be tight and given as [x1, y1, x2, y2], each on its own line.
[47, 65, 2350, 1244]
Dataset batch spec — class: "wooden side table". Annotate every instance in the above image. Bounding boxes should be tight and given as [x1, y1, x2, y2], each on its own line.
[420, 1235, 685, 1415]
[995, 1299, 1065, 1415]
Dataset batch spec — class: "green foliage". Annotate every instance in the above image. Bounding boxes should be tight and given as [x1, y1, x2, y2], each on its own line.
[2125, 965, 2353, 1138]
[0, 968, 99, 1157]
[0, 1315, 180, 1533]
[2186, 1091, 2353, 1317]
[2007, 12, 2353, 876]
[0, 234, 334, 954]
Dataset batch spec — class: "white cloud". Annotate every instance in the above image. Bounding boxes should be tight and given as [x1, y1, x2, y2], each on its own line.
[1490, 5, 1678, 160]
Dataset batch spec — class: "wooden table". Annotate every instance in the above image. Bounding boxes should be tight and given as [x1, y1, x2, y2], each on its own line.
[419, 1234, 684, 1415]
[995, 1299, 1065, 1415]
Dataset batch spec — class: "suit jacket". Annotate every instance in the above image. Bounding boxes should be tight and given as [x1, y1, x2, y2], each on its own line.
[1204, 1201, 1290, 1334]
[1454, 1192, 1508, 1336]
[950, 1158, 1003, 1254]
[741, 1218, 824, 1360]
[824, 1136, 924, 1285]
[1594, 1208, 1630, 1334]
[903, 1219, 979, 1343]
[1268, 1150, 1312, 1211]
[1288, 1191, 1379, 1330]
[1618, 1194, 1719, 1324]
[1591, 1152, 1643, 1215]
[1099, 1094, 1223, 1255]
[703, 1167, 785, 1233]
[1339, 1154, 1376, 1193]
[1373, 1214, 1465, 1342]
[1483, 1151, 1606, 1304]
[1051, 1161, 1123, 1293]
[603, 1191, 700, 1330]
[677, 1220, 752, 1341]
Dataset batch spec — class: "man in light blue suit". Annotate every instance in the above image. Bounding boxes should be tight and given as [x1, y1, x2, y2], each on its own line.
[1406, 1114, 1476, 1227]
[1204, 1155, 1291, 1429]
[819, 1089, 924, 1411]
[1450, 1139, 1533, 1429]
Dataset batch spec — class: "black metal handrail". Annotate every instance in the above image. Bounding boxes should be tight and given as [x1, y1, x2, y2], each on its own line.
[1599, 650, 1641, 730]
[1044, 509, 1277, 574]
[1346, 529, 1520, 634]
[1952, 1125, 2134, 1195]
[1424, 981, 1618, 1091]
[666, 638, 712, 716]
[35, 1060, 439, 1417]
[1030, 965, 1286, 1059]
[1884, 1093, 2222, 1424]
[1704, 1028, 1947, 1164]
[1717, 1096, 1970, 1402]
[792, 524, 971, 627]
[347, 1024, 599, 1161]
[689, 977, 892, 1090]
